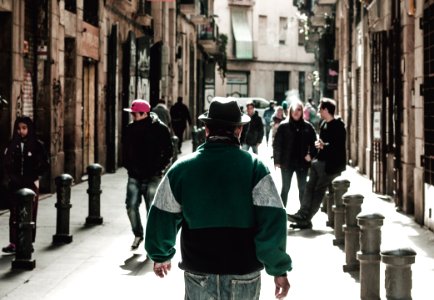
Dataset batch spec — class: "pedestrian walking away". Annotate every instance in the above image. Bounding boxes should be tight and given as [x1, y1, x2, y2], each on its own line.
[122, 99, 173, 250]
[145, 97, 292, 300]
[2, 115, 49, 254]
[152, 98, 171, 128]
[288, 98, 346, 229]
[263, 100, 276, 145]
[170, 96, 192, 153]
[273, 100, 317, 208]
[241, 101, 264, 154]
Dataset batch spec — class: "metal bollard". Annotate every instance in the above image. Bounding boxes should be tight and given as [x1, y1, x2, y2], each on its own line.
[12, 188, 36, 270]
[357, 213, 384, 300]
[53, 174, 73, 244]
[332, 178, 350, 246]
[86, 164, 103, 225]
[381, 248, 416, 300]
[342, 193, 364, 272]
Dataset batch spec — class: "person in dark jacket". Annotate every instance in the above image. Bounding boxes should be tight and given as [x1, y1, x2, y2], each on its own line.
[273, 100, 317, 207]
[240, 102, 264, 154]
[288, 98, 347, 229]
[2, 116, 49, 254]
[170, 96, 191, 153]
[123, 99, 173, 249]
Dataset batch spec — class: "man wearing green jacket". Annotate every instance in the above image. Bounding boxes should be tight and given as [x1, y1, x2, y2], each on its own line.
[145, 97, 292, 300]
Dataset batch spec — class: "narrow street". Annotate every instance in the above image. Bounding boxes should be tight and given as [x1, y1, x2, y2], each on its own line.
[1, 139, 433, 299]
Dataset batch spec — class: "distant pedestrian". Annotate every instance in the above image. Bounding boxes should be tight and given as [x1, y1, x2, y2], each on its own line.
[303, 98, 319, 130]
[270, 105, 286, 144]
[152, 98, 171, 128]
[263, 100, 276, 145]
[170, 96, 192, 153]
[288, 98, 346, 229]
[2, 116, 49, 254]
[240, 101, 264, 154]
[122, 99, 173, 250]
[145, 97, 292, 300]
[273, 100, 317, 207]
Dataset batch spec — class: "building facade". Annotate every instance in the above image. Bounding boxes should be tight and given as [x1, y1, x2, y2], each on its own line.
[294, 0, 433, 230]
[213, 0, 316, 105]
[0, 0, 218, 193]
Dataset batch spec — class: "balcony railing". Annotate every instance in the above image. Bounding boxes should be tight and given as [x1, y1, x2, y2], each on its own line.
[179, 0, 201, 16]
[198, 19, 219, 54]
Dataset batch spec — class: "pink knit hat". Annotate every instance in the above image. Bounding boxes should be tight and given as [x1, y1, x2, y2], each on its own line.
[123, 99, 151, 113]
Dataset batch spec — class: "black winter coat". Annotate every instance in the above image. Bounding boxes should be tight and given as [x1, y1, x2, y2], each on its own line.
[241, 112, 264, 146]
[317, 118, 347, 175]
[4, 116, 49, 191]
[273, 119, 317, 169]
[122, 114, 173, 179]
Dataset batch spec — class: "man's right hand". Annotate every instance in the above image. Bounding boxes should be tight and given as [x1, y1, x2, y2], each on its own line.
[274, 275, 290, 299]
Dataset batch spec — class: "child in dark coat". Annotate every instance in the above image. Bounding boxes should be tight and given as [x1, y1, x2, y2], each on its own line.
[2, 116, 49, 254]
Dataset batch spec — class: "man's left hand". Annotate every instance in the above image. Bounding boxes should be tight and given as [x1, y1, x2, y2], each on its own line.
[274, 275, 290, 299]
[153, 261, 171, 278]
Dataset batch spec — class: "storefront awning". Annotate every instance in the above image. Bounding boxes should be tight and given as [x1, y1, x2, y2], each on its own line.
[231, 9, 253, 59]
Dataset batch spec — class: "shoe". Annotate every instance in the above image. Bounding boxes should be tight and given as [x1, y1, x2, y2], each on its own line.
[289, 221, 313, 230]
[131, 237, 144, 250]
[287, 212, 306, 223]
[2, 243, 16, 254]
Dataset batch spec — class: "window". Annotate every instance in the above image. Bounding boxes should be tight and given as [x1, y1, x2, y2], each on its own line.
[83, 0, 99, 27]
[226, 72, 248, 97]
[231, 7, 253, 59]
[298, 19, 305, 46]
[274, 71, 289, 103]
[65, 0, 76, 13]
[279, 17, 287, 45]
[299, 71, 305, 102]
[258, 15, 267, 45]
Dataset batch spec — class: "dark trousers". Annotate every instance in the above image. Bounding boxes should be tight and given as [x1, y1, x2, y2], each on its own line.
[280, 167, 308, 207]
[173, 125, 186, 151]
[299, 160, 339, 221]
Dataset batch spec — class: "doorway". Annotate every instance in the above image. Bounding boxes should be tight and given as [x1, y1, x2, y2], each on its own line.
[82, 59, 97, 174]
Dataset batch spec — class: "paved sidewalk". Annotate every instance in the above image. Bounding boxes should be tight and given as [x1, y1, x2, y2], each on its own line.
[0, 140, 433, 299]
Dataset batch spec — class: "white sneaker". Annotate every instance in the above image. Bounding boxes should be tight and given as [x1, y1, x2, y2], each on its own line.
[131, 237, 144, 250]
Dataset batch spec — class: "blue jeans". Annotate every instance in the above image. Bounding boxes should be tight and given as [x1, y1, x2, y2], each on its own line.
[242, 144, 258, 154]
[184, 271, 261, 300]
[299, 160, 339, 221]
[125, 177, 160, 238]
[280, 167, 308, 207]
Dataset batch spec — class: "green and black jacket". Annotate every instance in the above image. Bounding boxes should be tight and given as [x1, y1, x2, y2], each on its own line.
[145, 141, 292, 276]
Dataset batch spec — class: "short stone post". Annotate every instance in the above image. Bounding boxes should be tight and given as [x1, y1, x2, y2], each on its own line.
[192, 126, 199, 151]
[53, 174, 73, 244]
[381, 248, 416, 300]
[171, 135, 179, 162]
[342, 193, 364, 272]
[86, 164, 103, 225]
[326, 183, 335, 227]
[332, 178, 350, 246]
[357, 213, 384, 300]
[12, 188, 36, 270]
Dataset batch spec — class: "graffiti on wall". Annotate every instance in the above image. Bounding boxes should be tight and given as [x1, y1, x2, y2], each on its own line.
[52, 78, 63, 152]
[15, 72, 34, 119]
